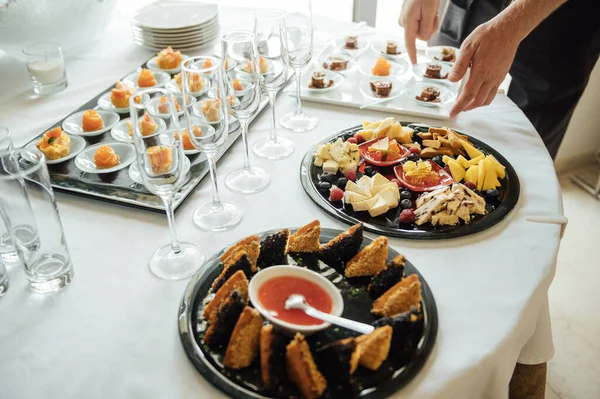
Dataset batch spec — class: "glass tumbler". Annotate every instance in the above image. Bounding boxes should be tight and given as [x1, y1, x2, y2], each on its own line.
[0, 250, 8, 297]
[22, 42, 68, 95]
[0, 126, 20, 268]
[0, 149, 73, 293]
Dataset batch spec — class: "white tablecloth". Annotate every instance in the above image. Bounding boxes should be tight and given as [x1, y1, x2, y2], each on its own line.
[0, 4, 563, 399]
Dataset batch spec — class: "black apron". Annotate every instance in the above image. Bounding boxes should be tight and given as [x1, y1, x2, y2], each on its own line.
[435, 0, 600, 158]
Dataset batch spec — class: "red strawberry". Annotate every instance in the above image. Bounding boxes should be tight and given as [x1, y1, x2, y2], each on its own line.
[354, 134, 365, 144]
[399, 209, 416, 224]
[358, 162, 367, 174]
[409, 147, 421, 155]
[344, 170, 357, 182]
[329, 187, 344, 202]
[346, 137, 358, 144]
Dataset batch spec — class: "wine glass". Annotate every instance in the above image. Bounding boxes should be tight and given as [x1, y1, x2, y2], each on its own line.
[221, 30, 270, 194]
[181, 56, 243, 231]
[129, 88, 204, 280]
[252, 9, 294, 160]
[280, 0, 318, 132]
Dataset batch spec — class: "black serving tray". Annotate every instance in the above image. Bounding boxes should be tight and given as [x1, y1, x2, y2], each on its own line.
[178, 227, 438, 399]
[25, 57, 277, 213]
[300, 123, 520, 240]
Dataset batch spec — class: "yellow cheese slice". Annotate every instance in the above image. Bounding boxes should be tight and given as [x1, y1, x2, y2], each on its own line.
[464, 164, 478, 184]
[464, 154, 484, 168]
[352, 196, 379, 212]
[459, 139, 484, 160]
[487, 155, 506, 179]
[456, 155, 469, 168]
[476, 159, 486, 191]
[447, 159, 466, 182]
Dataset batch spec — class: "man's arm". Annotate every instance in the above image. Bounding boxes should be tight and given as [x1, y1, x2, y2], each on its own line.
[449, 0, 569, 116]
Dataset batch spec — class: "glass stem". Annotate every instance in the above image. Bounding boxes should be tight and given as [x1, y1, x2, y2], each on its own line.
[294, 67, 303, 117]
[162, 195, 181, 254]
[206, 152, 223, 210]
[268, 91, 277, 143]
[240, 120, 252, 172]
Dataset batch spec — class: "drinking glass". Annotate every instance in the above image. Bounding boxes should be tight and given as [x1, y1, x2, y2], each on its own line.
[129, 88, 204, 280]
[280, 1, 318, 132]
[22, 42, 68, 95]
[181, 56, 243, 231]
[0, 149, 73, 293]
[252, 9, 294, 160]
[0, 253, 8, 297]
[0, 126, 20, 268]
[221, 30, 270, 194]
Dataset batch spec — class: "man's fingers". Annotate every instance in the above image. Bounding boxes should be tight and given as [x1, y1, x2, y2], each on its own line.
[449, 41, 476, 82]
[417, 1, 438, 41]
[433, 14, 439, 33]
[404, 20, 419, 64]
[483, 88, 497, 106]
[464, 82, 491, 111]
[450, 78, 482, 117]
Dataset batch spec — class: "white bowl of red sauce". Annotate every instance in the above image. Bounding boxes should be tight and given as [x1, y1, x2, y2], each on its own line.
[248, 266, 344, 336]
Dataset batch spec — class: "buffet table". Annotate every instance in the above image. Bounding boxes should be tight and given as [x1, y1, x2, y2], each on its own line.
[0, 4, 563, 399]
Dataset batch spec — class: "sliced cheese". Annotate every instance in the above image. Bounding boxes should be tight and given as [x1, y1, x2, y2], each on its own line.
[371, 183, 398, 198]
[356, 129, 374, 141]
[352, 196, 379, 212]
[442, 155, 454, 165]
[374, 117, 394, 138]
[456, 155, 469, 168]
[370, 173, 390, 187]
[370, 137, 389, 151]
[487, 155, 506, 179]
[399, 126, 415, 144]
[340, 159, 358, 174]
[345, 180, 370, 196]
[459, 139, 484, 160]
[344, 190, 370, 204]
[368, 195, 390, 217]
[476, 159, 486, 191]
[323, 159, 339, 174]
[313, 156, 324, 167]
[377, 186, 399, 208]
[464, 164, 478, 184]
[315, 143, 331, 159]
[357, 175, 372, 192]
[330, 138, 350, 163]
[447, 159, 466, 182]
[481, 157, 500, 190]
[463, 154, 484, 168]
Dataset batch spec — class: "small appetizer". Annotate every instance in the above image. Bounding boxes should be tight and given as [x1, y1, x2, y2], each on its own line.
[174, 72, 204, 93]
[203, 270, 249, 325]
[309, 71, 333, 89]
[223, 306, 263, 369]
[155, 46, 183, 70]
[256, 229, 290, 268]
[317, 223, 363, 271]
[158, 95, 181, 114]
[93, 144, 120, 169]
[202, 58, 213, 69]
[322, 55, 349, 71]
[288, 220, 321, 253]
[424, 63, 448, 79]
[137, 68, 157, 88]
[414, 183, 487, 226]
[221, 235, 260, 272]
[81, 109, 104, 132]
[354, 326, 393, 370]
[201, 99, 220, 122]
[286, 333, 327, 399]
[371, 274, 422, 317]
[36, 127, 70, 160]
[111, 80, 141, 108]
[224, 58, 230, 70]
[345, 236, 388, 278]
[175, 125, 203, 150]
[366, 137, 404, 162]
[212, 252, 253, 292]
[372, 57, 391, 76]
[369, 80, 392, 97]
[368, 255, 406, 298]
[147, 145, 173, 174]
[126, 121, 133, 137]
[139, 112, 158, 136]
[344, 36, 358, 49]
[260, 324, 288, 390]
[402, 160, 441, 186]
[232, 78, 244, 91]
[315, 337, 359, 388]
[416, 86, 441, 102]
[385, 40, 400, 55]
[436, 46, 456, 62]
[243, 56, 268, 74]
[203, 290, 246, 350]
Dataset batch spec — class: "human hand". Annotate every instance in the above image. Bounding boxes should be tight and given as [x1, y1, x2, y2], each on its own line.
[399, 0, 440, 64]
[449, 20, 520, 117]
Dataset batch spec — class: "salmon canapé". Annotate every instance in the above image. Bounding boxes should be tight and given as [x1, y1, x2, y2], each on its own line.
[94, 145, 120, 169]
[138, 68, 157, 88]
[82, 110, 104, 132]
[37, 127, 70, 160]
[372, 58, 391, 77]
[111, 80, 141, 108]
[176, 125, 203, 150]
[155, 46, 183, 70]
[147, 145, 173, 174]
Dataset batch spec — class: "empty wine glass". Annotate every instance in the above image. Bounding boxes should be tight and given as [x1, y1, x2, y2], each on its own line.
[129, 88, 204, 280]
[181, 56, 243, 231]
[280, 1, 318, 132]
[221, 30, 270, 194]
[252, 9, 294, 160]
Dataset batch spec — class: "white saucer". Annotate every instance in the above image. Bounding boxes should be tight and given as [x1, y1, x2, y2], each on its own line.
[131, 2, 217, 30]
[123, 70, 171, 89]
[165, 75, 210, 97]
[110, 116, 167, 143]
[317, 52, 356, 73]
[303, 69, 344, 93]
[370, 39, 407, 59]
[29, 134, 86, 165]
[98, 92, 150, 114]
[359, 78, 398, 101]
[412, 62, 453, 82]
[177, 117, 216, 155]
[129, 156, 191, 184]
[333, 36, 370, 56]
[147, 94, 197, 118]
[425, 46, 460, 64]
[404, 82, 456, 107]
[74, 142, 136, 174]
[358, 56, 409, 79]
[146, 54, 190, 75]
[62, 110, 120, 137]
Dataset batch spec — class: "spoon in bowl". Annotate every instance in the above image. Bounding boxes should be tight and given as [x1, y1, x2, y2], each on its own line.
[285, 294, 374, 334]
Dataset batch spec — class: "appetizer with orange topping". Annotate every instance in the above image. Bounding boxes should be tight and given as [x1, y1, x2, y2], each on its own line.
[94, 145, 120, 169]
[232, 78, 244, 91]
[243, 56, 268, 74]
[126, 121, 133, 137]
[147, 145, 173, 174]
[37, 127, 70, 160]
[82, 110, 104, 132]
[155, 46, 183, 70]
[138, 68, 157, 88]
[372, 58, 391, 77]
[200, 99, 220, 122]
[139, 112, 158, 136]
[174, 72, 204, 93]
[202, 58, 213, 69]
[175, 125, 203, 150]
[158, 96, 182, 114]
[111, 80, 141, 108]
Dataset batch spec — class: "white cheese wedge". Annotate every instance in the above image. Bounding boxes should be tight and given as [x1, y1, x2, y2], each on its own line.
[322, 160, 339, 174]
[345, 180, 370, 197]
[370, 183, 399, 199]
[369, 137, 389, 151]
[352, 196, 379, 212]
[330, 138, 350, 163]
[370, 173, 390, 187]
[357, 175, 372, 192]
[313, 156, 324, 167]
[377, 186, 399, 208]
[340, 160, 358, 174]
[368, 195, 390, 217]
[344, 190, 370, 204]
[315, 143, 332, 159]
[349, 143, 360, 163]
[431, 211, 459, 226]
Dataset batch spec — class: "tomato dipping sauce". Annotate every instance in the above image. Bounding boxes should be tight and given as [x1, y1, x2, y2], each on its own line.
[258, 276, 333, 326]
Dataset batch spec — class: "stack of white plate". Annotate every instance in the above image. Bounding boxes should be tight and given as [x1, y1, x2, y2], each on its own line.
[131, 1, 219, 53]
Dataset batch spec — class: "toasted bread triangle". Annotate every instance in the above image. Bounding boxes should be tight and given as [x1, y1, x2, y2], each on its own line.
[203, 270, 248, 325]
[355, 326, 393, 370]
[345, 236, 388, 278]
[372, 274, 421, 317]
[288, 220, 321, 253]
